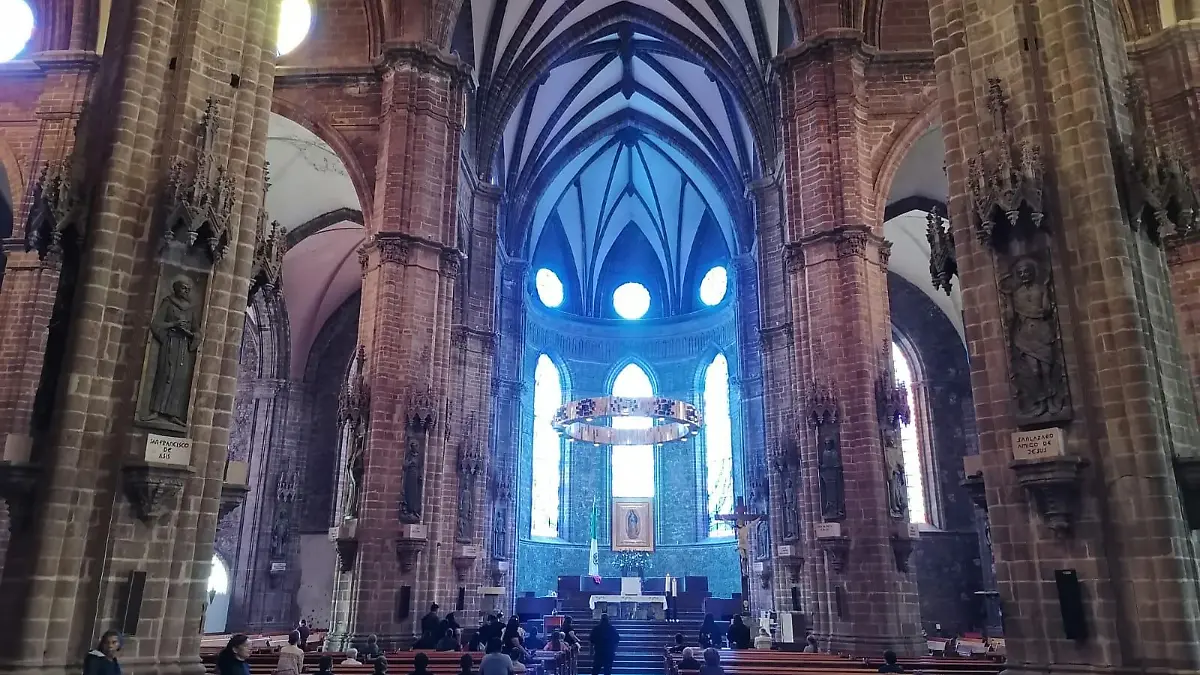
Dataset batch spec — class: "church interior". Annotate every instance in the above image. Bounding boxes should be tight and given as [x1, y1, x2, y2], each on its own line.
[0, 0, 1199, 673]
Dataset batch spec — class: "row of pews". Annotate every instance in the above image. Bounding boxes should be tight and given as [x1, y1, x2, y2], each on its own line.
[199, 648, 576, 675]
[664, 650, 1006, 675]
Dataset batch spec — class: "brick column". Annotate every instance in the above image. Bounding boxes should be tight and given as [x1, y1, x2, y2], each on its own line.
[776, 36, 923, 655]
[332, 44, 469, 649]
[0, 1, 278, 672]
[1128, 24, 1200, 395]
[929, 0, 1200, 669]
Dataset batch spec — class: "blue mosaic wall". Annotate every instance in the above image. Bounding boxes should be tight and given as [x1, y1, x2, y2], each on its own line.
[515, 304, 743, 598]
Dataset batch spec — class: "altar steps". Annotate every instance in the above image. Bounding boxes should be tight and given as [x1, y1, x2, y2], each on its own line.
[565, 615, 705, 675]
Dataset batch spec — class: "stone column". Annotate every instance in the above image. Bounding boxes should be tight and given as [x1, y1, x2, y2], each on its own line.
[488, 259, 528, 607]
[332, 44, 469, 649]
[929, 0, 1200, 669]
[0, 0, 278, 671]
[1127, 24, 1200, 395]
[776, 37, 923, 655]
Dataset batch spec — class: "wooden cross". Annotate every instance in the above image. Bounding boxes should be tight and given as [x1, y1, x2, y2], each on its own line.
[716, 497, 765, 614]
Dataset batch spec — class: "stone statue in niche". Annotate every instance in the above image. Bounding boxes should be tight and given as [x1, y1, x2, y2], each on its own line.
[818, 436, 846, 520]
[492, 502, 508, 559]
[143, 274, 201, 430]
[270, 508, 291, 560]
[1001, 256, 1068, 422]
[457, 478, 474, 542]
[456, 435, 484, 543]
[781, 474, 799, 540]
[750, 479, 771, 560]
[339, 346, 369, 521]
[398, 435, 424, 523]
[876, 366, 911, 521]
[343, 430, 366, 520]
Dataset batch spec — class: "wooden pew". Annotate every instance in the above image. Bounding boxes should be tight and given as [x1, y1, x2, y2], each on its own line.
[664, 648, 1004, 675]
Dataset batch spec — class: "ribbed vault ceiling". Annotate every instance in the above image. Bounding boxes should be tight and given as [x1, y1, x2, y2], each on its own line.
[466, 1, 793, 316]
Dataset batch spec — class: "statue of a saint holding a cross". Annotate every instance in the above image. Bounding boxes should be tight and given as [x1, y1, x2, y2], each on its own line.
[716, 496, 766, 614]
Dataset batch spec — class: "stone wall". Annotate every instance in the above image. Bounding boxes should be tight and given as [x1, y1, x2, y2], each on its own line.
[514, 300, 743, 597]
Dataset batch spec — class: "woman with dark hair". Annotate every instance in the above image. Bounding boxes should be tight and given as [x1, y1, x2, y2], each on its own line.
[458, 653, 474, 675]
[275, 631, 305, 675]
[699, 648, 724, 675]
[441, 613, 462, 638]
[560, 617, 579, 651]
[373, 657, 389, 675]
[84, 631, 122, 675]
[501, 617, 521, 648]
[409, 653, 432, 675]
[216, 634, 252, 675]
[316, 655, 335, 675]
[363, 635, 383, 662]
[698, 615, 716, 650]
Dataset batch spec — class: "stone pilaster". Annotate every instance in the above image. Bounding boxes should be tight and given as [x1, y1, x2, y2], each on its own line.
[0, 0, 279, 672]
[332, 43, 470, 649]
[776, 36, 923, 655]
[930, 0, 1200, 668]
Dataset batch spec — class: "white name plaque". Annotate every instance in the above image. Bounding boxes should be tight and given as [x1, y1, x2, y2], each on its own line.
[328, 527, 340, 542]
[907, 523, 922, 539]
[814, 522, 842, 539]
[777, 544, 796, 557]
[1011, 428, 1064, 461]
[400, 524, 427, 540]
[458, 545, 480, 558]
[270, 562, 288, 573]
[146, 434, 192, 466]
[752, 562, 765, 573]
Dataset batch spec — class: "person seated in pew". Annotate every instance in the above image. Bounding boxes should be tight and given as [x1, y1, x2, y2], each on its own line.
[480, 638, 515, 675]
[523, 625, 544, 651]
[217, 635, 252, 675]
[752, 628, 772, 650]
[363, 636, 383, 663]
[442, 613, 463, 639]
[458, 654, 474, 675]
[316, 655, 335, 675]
[84, 630, 122, 675]
[803, 635, 819, 653]
[699, 648, 723, 675]
[373, 657, 388, 675]
[560, 617, 580, 651]
[668, 634, 686, 654]
[877, 651, 904, 674]
[727, 616, 752, 650]
[409, 653, 432, 675]
[419, 604, 442, 649]
[437, 628, 462, 652]
[274, 632, 305, 675]
[543, 632, 566, 652]
[342, 649, 363, 666]
[504, 636, 528, 665]
[678, 648, 701, 671]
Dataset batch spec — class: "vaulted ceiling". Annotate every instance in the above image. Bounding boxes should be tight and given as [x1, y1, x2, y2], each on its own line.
[463, 0, 793, 317]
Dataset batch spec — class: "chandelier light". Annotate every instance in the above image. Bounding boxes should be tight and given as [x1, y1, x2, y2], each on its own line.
[552, 396, 703, 445]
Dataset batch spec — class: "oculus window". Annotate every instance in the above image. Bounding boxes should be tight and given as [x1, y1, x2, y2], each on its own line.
[613, 282, 650, 320]
[535, 268, 564, 308]
[0, 1, 33, 62]
[699, 266, 729, 306]
[530, 355, 564, 537]
[704, 354, 734, 536]
[892, 343, 927, 525]
[277, 0, 313, 56]
[611, 364, 655, 498]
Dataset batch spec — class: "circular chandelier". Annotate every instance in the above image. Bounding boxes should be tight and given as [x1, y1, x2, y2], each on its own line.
[552, 396, 703, 445]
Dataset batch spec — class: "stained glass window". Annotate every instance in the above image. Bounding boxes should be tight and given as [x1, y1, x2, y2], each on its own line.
[611, 364, 655, 497]
[699, 266, 729, 306]
[892, 343, 926, 524]
[613, 283, 651, 319]
[278, 0, 313, 56]
[531, 355, 564, 537]
[704, 354, 734, 536]
[208, 555, 229, 594]
[0, 1, 34, 62]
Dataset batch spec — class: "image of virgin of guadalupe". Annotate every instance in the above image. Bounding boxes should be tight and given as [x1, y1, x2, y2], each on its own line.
[146, 274, 200, 426]
[626, 509, 641, 540]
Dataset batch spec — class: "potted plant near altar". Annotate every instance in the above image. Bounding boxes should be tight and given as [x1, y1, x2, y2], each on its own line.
[615, 551, 651, 577]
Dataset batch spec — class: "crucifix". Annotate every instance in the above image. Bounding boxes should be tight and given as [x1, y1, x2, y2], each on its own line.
[716, 496, 766, 615]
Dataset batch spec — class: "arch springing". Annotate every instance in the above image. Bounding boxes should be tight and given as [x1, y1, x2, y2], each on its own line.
[611, 363, 655, 498]
[531, 355, 565, 537]
[704, 354, 734, 536]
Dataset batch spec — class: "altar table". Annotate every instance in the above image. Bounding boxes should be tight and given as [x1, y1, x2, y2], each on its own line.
[588, 594, 668, 620]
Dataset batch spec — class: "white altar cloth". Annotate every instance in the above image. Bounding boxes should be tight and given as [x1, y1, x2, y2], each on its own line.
[588, 594, 668, 609]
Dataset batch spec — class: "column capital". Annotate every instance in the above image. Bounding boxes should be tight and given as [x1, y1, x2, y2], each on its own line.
[377, 42, 473, 84]
[786, 226, 890, 272]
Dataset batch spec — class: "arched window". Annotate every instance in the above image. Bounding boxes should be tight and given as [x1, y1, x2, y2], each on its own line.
[704, 354, 734, 536]
[611, 364, 655, 498]
[531, 355, 564, 537]
[278, 0, 313, 55]
[204, 555, 231, 634]
[0, 1, 34, 62]
[699, 266, 729, 306]
[892, 343, 927, 524]
[535, 268, 564, 307]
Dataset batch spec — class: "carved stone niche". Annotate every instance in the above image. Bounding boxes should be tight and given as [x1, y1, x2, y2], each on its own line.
[396, 524, 428, 573]
[960, 455, 988, 510]
[890, 532, 915, 573]
[452, 544, 479, 581]
[1172, 456, 1200, 530]
[775, 543, 805, 581]
[1010, 455, 1087, 535]
[489, 559, 511, 586]
[0, 459, 42, 533]
[815, 523, 850, 573]
[122, 462, 193, 524]
[335, 518, 359, 573]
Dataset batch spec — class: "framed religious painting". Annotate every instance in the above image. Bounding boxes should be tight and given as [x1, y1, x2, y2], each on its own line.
[612, 499, 654, 552]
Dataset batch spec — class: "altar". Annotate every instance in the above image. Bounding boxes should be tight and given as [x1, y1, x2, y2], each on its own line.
[587, 578, 666, 619]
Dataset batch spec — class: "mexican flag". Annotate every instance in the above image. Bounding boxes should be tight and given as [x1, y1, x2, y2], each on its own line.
[588, 498, 600, 578]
